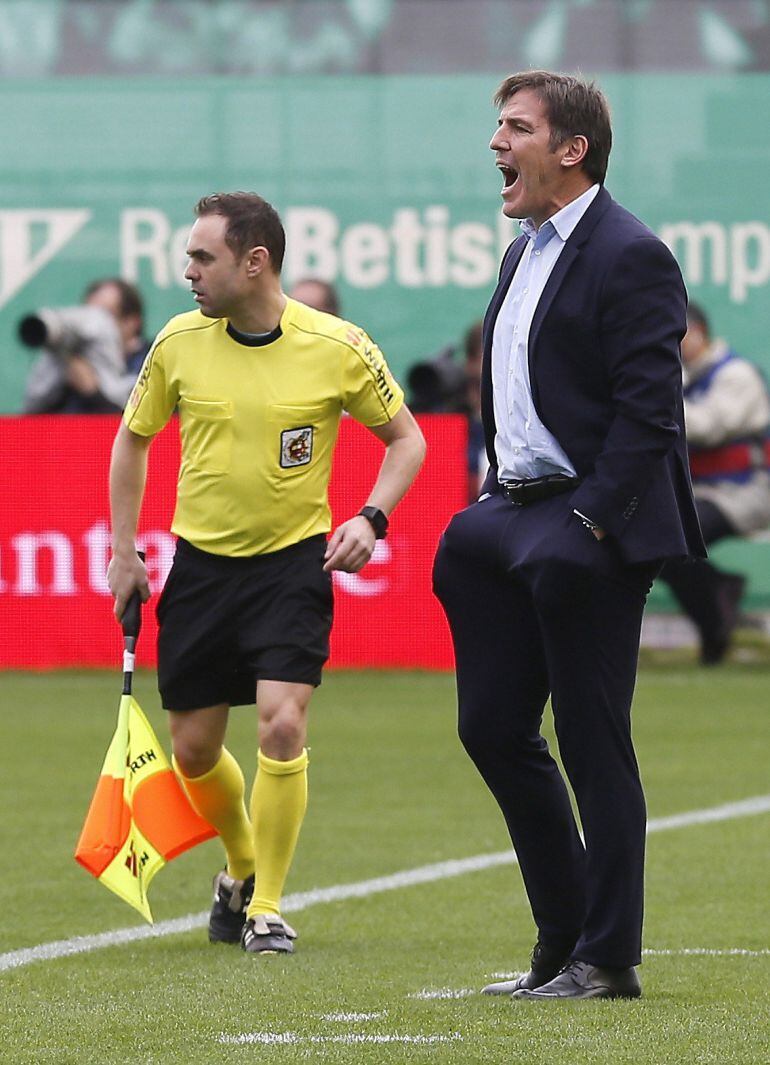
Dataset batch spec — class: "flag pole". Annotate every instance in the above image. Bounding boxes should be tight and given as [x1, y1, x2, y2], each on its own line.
[120, 551, 145, 697]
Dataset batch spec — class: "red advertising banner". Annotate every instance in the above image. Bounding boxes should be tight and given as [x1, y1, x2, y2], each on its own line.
[0, 415, 466, 670]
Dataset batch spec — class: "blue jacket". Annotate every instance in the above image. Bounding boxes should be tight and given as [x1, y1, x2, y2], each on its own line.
[480, 186, 706, 564]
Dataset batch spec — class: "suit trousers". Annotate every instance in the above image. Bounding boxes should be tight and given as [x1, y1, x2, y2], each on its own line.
[433, 493, 659, 967]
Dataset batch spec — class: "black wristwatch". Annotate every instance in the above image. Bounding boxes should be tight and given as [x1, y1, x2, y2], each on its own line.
[358, 506, 389, 539]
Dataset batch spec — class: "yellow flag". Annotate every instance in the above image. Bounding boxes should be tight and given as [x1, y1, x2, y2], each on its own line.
[75, 695, 216, 922]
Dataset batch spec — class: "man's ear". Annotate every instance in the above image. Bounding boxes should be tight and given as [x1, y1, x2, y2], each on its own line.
[245, 245, 270, 277]
[560, 134, 589, 170]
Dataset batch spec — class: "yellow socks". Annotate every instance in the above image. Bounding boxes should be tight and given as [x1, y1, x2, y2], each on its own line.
[173, 745, 309, 913]
[247, 748, 309, 918]
[173, 747, 254, 881]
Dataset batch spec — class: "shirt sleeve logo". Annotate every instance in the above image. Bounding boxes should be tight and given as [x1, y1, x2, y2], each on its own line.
[280, 426, 314, 468]
[363, 342, 396, 404]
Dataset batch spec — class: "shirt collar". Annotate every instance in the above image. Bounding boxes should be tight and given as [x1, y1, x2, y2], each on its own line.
[520, 183, 600, 245]
[224, 296, 294, 347]
[226, 320, 282, 347]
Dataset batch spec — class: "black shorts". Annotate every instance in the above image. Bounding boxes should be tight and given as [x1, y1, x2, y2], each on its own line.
[156, 535, 333, 710]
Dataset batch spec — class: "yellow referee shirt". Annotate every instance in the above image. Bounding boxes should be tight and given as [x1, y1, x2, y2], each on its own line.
[124, 297, 404, 556]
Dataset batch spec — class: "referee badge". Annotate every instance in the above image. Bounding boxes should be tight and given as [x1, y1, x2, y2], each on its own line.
[280, 426, 314, 468]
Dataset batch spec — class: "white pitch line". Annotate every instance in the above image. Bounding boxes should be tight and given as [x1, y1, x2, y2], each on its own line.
[319, 1011, 387, 1022]
[409, 989, 476, 1000]
[218, 1032, 462, 1046]
[644, 948, 770, 957]
[2, 793, 768, 974]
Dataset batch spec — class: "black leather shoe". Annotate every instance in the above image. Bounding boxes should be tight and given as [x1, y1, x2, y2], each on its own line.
[512, 960, 641, 1000]
[208, 870, 254, 944]
[482, 940, 573, 995]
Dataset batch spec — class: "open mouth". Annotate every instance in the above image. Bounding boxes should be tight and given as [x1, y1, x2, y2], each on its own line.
[498, 165, 519, 189]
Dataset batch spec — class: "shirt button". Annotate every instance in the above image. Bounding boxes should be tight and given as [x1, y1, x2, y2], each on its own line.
[534, 250, 541, 256]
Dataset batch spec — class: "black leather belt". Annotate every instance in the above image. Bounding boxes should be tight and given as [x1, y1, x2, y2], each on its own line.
[501, 475, 581, 506]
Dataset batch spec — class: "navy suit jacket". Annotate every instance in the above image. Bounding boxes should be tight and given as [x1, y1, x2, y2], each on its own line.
[480, 186, 706, 564]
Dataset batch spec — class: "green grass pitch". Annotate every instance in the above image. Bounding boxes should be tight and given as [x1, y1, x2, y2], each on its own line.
[0, 665, 768, 1064]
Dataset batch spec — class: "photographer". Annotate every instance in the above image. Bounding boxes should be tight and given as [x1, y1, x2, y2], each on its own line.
[406, 322, 488, 501]
[21, 279, 151, 414]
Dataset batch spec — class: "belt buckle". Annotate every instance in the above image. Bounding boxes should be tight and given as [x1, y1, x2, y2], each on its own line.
[504, 481, 526, 505]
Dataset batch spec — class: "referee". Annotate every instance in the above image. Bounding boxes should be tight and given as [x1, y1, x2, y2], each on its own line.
[107, 192, 425, 955]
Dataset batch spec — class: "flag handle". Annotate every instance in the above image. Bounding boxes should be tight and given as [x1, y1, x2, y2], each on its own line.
[120, 550, 145, 696]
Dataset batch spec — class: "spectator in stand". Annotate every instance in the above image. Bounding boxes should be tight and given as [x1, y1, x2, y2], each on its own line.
[659, 302, 770, 663]
[23, 278, 151, 414]
[289, 278, 341, 316]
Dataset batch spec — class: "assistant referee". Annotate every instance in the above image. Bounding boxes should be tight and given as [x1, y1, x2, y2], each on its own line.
[107, 192, 425, 955]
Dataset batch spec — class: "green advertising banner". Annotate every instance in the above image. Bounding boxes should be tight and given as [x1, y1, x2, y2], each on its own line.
[2, 73, 769, 407]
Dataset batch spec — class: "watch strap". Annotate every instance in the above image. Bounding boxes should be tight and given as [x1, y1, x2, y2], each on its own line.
[358, 506, 389, 539]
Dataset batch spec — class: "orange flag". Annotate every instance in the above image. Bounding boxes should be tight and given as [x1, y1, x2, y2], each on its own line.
[75, 693, 216, 922]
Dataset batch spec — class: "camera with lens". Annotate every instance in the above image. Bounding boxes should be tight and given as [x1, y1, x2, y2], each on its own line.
[19, 306, 128, 412]
[19, 305, 124, 362]
[406, 344, 468, 413]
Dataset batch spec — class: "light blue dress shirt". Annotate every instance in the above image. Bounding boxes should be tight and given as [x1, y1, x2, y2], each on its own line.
[492, 184, 600, 482]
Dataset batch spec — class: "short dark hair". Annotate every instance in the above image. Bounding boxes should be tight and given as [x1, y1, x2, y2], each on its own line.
[291, 278, 340, 316]
[686, 301, 711, 338]
[494, 71, 612, 185]
[83, 278, 144, 325]
[195, 192, 286, 272]
[463, 320, 483, 362]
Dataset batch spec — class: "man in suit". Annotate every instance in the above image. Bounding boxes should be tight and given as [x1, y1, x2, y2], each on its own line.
[433, 71, 705, 1001]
